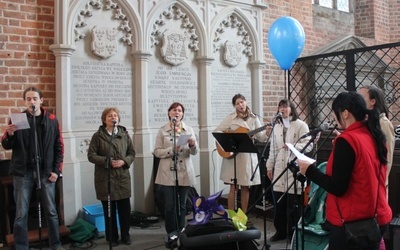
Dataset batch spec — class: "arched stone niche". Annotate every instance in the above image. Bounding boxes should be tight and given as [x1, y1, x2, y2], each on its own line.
[50, 0, 266, 225]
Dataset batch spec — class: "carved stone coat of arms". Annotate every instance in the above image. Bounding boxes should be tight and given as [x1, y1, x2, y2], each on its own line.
[91, 26, 119, 59]
[160, 30, 190, 66]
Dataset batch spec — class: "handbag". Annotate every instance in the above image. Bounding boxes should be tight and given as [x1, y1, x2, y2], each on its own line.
[335, 165, 382, 249]
[342, 217, 381, 248]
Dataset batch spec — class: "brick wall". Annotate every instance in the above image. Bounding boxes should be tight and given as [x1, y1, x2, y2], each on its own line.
[0, 0, 399, 159]
[261, 0, 398, 119]
[0, 0, 55, 159]
[389, 0, 400, 42]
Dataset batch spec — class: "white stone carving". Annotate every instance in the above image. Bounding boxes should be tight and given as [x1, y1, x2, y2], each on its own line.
[122, 33, 133, 46]
[74, 0, 133, 46]
[74, 29, 86, 41]
[89, 0, 102, 9]
[91, 26, 119, 59]
[105, 0, 118, 10]
[80, 3, 93, 16]
[214, 15, 253, 57]
[223, 41, 242, 67]
[150, 5, 199, 53]
[160, 30, 190, 66]
[115, 8, 126, 20]
[79, 139, 91, 154]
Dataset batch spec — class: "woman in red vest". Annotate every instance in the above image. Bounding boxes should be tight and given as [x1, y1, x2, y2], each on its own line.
[298, 91, 392, 250]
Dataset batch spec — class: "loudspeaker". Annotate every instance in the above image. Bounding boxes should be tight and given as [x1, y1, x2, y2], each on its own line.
[178, 219, 260, 250]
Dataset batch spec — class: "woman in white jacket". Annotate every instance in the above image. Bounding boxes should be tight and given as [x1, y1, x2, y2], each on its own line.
[215, 94, 267, 214]
[266, 99, 312, 242]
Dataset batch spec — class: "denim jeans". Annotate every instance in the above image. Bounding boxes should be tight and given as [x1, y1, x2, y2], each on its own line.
[13, 169, 61, 250]
[162, 185, 189, 234]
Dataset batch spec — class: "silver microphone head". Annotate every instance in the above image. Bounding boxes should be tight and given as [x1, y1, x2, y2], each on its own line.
[112, 120, 117, 125]
[320, 122, 330, 131]
[276, 112, 282, 118]
[172, 117, 178, 123]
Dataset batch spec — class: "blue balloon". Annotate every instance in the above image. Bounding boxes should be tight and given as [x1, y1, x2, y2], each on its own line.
[268, 16, 306, 70]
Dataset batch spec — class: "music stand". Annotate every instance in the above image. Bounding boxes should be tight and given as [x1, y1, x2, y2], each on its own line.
[212, 132, 258, 211]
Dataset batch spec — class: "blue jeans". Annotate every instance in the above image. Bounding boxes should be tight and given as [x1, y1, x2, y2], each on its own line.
[162, 186, 189, 234]
[13, 169, 61, 250]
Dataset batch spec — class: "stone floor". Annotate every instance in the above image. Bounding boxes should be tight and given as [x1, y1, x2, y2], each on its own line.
[58, 212, 292, 250]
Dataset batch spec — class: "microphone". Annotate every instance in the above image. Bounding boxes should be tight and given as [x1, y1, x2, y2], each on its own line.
[172, 117, 178, 123]
[274, 112, 282, 119]
[272, 112, 282, 123]
[31, 105, 35, 111]
[112, 120, 117, 126]
[299, 122, 330, 139]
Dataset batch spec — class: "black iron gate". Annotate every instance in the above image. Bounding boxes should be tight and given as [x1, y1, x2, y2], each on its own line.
[289, 41, 400, 129]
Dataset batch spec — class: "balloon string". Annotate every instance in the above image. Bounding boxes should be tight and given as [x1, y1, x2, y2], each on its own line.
[285, 70, 288, 99]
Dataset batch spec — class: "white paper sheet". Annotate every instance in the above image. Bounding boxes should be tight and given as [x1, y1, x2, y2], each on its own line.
[10, 113, 30, 130]
[285, 143, 316, 165]
[177, 134, 192, 147]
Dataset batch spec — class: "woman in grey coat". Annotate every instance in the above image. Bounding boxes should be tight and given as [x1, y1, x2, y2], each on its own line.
[88, 107, 135, 246]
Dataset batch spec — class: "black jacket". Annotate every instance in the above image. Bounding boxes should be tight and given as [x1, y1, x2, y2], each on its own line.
[1, 108, 64, 177]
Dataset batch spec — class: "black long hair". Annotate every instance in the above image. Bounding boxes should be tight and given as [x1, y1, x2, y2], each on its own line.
[332, 91, 387, 164]
[360, 85, 389, 118]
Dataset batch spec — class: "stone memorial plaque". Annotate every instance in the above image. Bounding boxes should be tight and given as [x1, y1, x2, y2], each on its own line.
[148, 64, 198, 126]
[71, 60, 133, 130]
[211, 67, 252, 124]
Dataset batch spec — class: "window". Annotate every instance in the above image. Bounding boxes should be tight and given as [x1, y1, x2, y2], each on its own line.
[312, 0, 350, 12]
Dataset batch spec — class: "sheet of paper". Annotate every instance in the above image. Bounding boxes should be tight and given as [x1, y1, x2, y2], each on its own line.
[177, 134, 192, 147]
[285, 143, 316, 165]
[10, 113, 30, 130]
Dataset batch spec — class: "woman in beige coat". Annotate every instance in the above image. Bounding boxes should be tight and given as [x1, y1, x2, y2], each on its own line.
[266, 99, 312, 242]
[214, 94, 267, 214]
[153, 102, 198, 236]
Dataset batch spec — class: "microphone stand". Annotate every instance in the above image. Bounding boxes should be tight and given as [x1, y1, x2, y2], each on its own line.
[248, 119, 279, 250]
[105, 121, 117, 250]
[248, 134, 313, 250]
[32, 106, 43, 250]
[282, 126, 337, 250]
[172, 119, 180, 234]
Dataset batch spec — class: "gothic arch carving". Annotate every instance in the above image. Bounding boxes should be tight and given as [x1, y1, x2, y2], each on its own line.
[146, 1, 206, 57]
[70, 0, 141, 52]
[210, 7, 262, 64]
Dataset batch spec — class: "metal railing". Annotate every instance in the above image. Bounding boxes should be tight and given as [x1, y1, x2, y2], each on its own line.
[289, 41, 400, 129]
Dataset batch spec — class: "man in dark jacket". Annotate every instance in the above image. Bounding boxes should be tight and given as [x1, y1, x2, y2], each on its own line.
[1, 86, 64, 250]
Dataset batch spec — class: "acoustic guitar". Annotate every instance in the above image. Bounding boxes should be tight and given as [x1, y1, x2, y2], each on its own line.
[215, 124, 270, 159]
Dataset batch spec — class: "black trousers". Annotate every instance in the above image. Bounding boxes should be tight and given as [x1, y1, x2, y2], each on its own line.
[272, 191, 302, 237]
[101, 198, 131, 242]
[327, 221, 387, 250]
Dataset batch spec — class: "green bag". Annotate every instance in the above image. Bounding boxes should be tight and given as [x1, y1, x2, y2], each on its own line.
[68, 218, 98, 244]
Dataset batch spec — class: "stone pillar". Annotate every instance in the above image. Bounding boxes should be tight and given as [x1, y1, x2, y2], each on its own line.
[131, 51, 156, 213]
[50, 44, 82, 225]
[197, 56, 216, 196]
